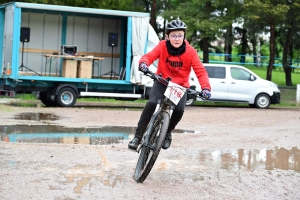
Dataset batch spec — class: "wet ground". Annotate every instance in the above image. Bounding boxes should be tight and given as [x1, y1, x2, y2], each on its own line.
[0, 102, 300, 199]
[2, 112, 299, 173]
[1, 116, 299, 174]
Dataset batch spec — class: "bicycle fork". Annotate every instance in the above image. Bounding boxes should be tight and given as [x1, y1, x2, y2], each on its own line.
[137, 109, 161, 153]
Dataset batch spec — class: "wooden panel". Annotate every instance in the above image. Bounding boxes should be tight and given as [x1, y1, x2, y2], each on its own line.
[62, 60, 77, 78]
[21, 48, 120, 58]
[77, 60, 92, 78]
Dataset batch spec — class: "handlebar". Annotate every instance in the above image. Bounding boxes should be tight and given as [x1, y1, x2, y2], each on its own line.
[144, 71, 206, 100]
[144, 71, 168, 86]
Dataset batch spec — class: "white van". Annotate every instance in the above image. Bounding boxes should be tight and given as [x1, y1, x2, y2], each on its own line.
[187, 64, 281, 109]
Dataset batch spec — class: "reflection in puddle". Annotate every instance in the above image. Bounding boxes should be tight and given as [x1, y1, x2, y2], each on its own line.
[0, 125, 133, 145]
[0, 125, 192, 145]
[14, 112, 59, 121]
[203, 147, 300, 172]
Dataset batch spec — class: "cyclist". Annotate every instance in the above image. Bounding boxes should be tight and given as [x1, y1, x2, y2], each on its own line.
[128, 19, 211, 151]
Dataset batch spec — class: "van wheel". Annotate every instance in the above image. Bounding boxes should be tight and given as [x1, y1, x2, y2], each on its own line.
[56, 87, 76, 107]
[254, 94, 270, 109]
[186, 97, 195, 106]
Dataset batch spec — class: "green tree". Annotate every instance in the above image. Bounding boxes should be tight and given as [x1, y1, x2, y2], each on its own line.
[280, 0, 300, 86]
[163, 0, 222, 63]
[162, 0, 246, 63]
[140, 0, 167, 36]
[215, 0, 243, 62]
[243, 0, 289, 81]
[234, 27, 250, 63]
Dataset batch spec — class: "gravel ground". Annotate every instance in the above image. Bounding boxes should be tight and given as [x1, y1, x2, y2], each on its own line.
[0, 102, 300, 200]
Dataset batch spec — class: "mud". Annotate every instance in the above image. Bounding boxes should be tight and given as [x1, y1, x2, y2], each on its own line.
[0, 103, 299, 199]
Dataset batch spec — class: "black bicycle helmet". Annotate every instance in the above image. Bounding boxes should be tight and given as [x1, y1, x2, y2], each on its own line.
[166, 19, 187, 34]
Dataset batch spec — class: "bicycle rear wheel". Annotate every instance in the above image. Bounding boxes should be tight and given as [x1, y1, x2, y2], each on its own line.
[133, 111, 170, 183]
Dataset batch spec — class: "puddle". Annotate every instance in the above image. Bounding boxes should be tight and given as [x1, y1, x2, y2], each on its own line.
[0, 125, 133, 145]
[1, 124, 299, 172]
[0, 124, 192, 145]
[205, 148, 300, 172]
[14, 112, 59, 121]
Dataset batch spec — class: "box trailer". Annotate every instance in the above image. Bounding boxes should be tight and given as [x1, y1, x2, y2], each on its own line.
[0, 2, 159, 107]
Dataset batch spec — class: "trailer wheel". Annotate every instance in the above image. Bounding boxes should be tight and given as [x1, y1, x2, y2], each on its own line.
[40, 92, 56, 107]
[56, 87, 76, 107]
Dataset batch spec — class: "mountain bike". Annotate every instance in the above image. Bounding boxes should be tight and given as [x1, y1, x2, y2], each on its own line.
[133, 71, 206, 183]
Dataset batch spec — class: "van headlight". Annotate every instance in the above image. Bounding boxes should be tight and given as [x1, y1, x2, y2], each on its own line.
[269, 82, 278, 88]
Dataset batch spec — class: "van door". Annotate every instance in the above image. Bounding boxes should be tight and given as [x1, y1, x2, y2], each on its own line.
[205, 66, 228, 101]
[228, 67, 257, 102]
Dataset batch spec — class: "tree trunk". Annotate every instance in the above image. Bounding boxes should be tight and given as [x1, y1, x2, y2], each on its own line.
[289, 40, 294, 73]
[240, 29, 248, 63]
[282, 20, 294, 86]
[202, 38, 210, 63]
[224, 27, 232, 62]
[150, 0, 158, 34]
[267, 18, 275, 81]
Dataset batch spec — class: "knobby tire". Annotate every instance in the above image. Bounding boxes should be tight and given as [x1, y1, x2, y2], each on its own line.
[134, 111, 170, 183]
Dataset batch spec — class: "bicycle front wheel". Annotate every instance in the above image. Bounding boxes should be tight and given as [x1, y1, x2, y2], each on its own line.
[133, 111, 170, 183]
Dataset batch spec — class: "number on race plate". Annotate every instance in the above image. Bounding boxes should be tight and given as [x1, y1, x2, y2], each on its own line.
[164, 81, 187, 105]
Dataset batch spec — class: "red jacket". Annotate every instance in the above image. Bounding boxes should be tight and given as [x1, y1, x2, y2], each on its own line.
[139, 40, 211, 91]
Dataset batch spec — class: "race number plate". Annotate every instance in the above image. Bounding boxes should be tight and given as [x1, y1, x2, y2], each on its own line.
[164, 81, 187, 105]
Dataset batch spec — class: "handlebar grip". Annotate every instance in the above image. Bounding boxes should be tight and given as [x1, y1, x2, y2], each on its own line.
[147, 70, 154, 75]
[187, 89, 206, 100]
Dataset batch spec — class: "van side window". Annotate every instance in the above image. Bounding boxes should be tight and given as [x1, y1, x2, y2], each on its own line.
[204, 66, 226, 79]
[231, 67, 251, 81]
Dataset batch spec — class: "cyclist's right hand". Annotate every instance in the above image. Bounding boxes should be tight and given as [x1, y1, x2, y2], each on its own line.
[139, 62, 149, 73]
[201, 89, 211, 100]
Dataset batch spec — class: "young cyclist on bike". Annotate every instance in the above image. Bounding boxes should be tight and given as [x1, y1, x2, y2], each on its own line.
[128, 19, 211, 151]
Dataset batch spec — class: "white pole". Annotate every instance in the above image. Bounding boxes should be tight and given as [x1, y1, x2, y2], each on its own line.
[257, 36, 261, 67]
[297, 84, 300, 106]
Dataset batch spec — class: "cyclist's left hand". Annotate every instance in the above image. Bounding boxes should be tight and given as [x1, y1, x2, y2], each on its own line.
[202, 89, 211, 99]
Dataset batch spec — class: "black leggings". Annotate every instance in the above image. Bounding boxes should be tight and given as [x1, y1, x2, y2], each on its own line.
[135, 80, 187, 139]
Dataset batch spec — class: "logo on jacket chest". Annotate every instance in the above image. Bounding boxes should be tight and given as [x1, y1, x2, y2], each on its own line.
[166, 57, 183, 68]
